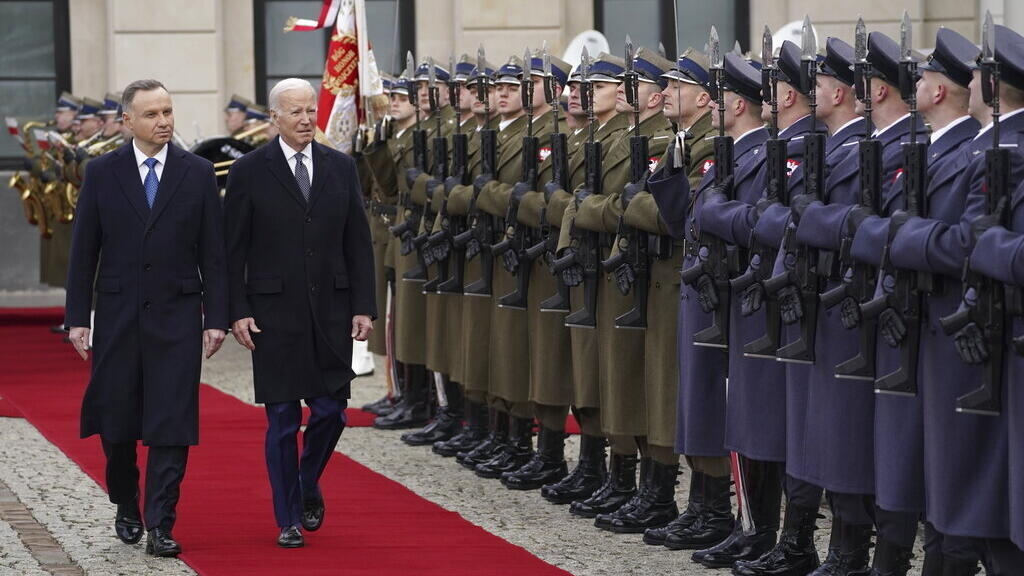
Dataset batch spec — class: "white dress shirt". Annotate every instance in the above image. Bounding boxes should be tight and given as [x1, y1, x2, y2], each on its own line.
[133, 140, 168, 184]
[278, 137, 314, 183]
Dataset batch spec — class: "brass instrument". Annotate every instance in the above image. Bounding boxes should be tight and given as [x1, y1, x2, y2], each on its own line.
[85, 134, 125, 156]
[9, 172, 49, 237]
[234, 121, 271, 145]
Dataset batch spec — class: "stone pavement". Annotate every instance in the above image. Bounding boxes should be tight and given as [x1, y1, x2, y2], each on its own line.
[0, 299, 927, 575]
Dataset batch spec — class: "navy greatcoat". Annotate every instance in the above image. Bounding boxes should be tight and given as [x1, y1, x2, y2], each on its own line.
[649, 127, 767, 457]
[65, 141, 228, 446]
[224, 137, 377, 404]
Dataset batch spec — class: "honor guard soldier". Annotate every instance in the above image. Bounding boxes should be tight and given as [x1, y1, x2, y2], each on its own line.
[98, 93, 125, 141]
[889, 18, 1024, 575]
[224, 94, 251, 136]
[648, 46, 768, 555]
[54, 91, 81, 134]
[40, 93, 83, 292]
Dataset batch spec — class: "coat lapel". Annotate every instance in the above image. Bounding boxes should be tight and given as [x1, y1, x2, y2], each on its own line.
[147, 143, 190, 227]
[266, 136, 308, 209]
[306, 141, 330, 212]
[113, 142, 150, 223]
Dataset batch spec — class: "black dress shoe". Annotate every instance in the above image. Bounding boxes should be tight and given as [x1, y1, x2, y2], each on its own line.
[277, 525, 304, 548]
[360, 394, 396, 415]
[145, 528, 182, 557]
[302, 497, 325, 531]
[114, 500, 144, 544]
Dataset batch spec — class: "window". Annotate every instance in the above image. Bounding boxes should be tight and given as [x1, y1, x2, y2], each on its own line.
[0, 0, 71, 168]
[595, 0, 749, 62]
[253, 0, 415, 106]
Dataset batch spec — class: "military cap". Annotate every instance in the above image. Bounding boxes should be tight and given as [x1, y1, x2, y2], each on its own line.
[866, 31, 902, 86]
[225, 94, 251, 112]
[620, 46, 674, 89]
[819, 37, 856, 85]
[775, 40, 821, 95]
[76, 97, 104, 119]
[453, 55, 476, 82]
[494, 56, 524, 85]
[663, 48, 711, 88]
[966, 25, 1024, 91]
[56, 91, 81, 111]
[380, 73, 396, 94]
[99, 92, 121, 116]
[918, 28, 980, 88]
[721, 52, 763, 103]
[586, 53, 626, 82]
[414, 60, 451, 82]
[246, 103, 269, 121]
[391, 76, 411, 95]
[528, 53, 572, 87]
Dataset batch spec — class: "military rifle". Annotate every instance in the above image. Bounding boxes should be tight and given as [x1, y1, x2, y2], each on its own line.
[821, 18, 880, 381]
[551, 47, 600, 328]
[435, 55, 470, 295]
[392, 52, 429, 282]
[680, 26, 734, 348]
[601, 37, 650, 329]
[454, 46, 497, 297]
[495, 47, 540, 310]
[939, 11, 1007, 415]
[419, 58, 449, 293]
[860, 12, 926, 395]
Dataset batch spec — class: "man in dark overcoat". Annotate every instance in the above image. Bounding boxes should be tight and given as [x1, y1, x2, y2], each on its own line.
[224, 77, 376, 548]
[65, 79, 228, 557]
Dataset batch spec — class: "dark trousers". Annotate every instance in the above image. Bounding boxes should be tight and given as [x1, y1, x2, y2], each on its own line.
[874, 505, 919, 547]
[785, 474, 823, 509]
[265, 395, 348, 528]
[975, 538, 1024, 576]
[829, 491, 875, 526]
[101, 439, 189, 531]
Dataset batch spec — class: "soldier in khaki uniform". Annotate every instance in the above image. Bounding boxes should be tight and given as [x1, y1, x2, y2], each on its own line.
[39, 93, 81, 293]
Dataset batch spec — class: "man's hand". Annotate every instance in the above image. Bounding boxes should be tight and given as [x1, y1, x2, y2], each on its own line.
[473, 173, 492, 193]
[543, 180, 561, 203]
[501, 249, 520, 274]
[953, 322, 988, 364]
[970, 198, 1007, 243]
[511, 182, 530, 205]
[878, 308, 907, 348]
[839, 296, 862, 330]
[352, 315, 373, 342]
[68, 326, 90, 361]
[203, 329, 226, 359]
[845, 205, 873, 237]
[444, 175, 462, 194]
[232, 317, 261, 351]
[694, 274, 719, 313]
[740, 283, 764, 317]
[405, 167, 423, 189]
[425, 178, 442, 199]
[614, 263, 635, 295]
[574, 188, 592, 203]
[778, 285, 803, 325]
[704, 175, 734, 205]
[790, 194, 816, 220]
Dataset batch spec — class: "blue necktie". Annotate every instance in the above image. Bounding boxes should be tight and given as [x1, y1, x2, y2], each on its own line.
[143, 157, 159, 207]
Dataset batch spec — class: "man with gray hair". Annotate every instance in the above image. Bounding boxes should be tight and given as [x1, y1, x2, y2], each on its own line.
[225, 77, 376, 548]
[64, 78, 228, 558]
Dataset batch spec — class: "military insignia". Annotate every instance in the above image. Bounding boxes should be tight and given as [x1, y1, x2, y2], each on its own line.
[786, 159, 800, 176]
[701, 159, 715, 175]
[538, 146, 552, 162]
[648, 156, 660, 173]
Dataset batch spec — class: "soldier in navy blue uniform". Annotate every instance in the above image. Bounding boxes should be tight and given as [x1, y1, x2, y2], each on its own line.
[845, 27, 983, 575]
[785, 30, 913, 574]
[890, 23, 1024, 576]
[648, 51, 768, 556]
[692, 40, 825, 571]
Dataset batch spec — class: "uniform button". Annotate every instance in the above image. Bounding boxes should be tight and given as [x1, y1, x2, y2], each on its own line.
[310, 283, 318, 292]
[306, 248, 314, 257]
[144, 301, 151, 310]
[305, 216, 312, 223]
[144, 263, 152, 271]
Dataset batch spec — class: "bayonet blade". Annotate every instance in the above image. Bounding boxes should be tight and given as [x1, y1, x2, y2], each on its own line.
[581, 46, 591, 79]
[524, 47, 532, 74]
[855, 17, 867, 62]
[658, 42, 666, 57]
[709, 26, 722, 68]
[734, 40, 742, 56]
[802, 16, 816, 60]
[983, 10, 995, 61]
[542, 45, 551, 77]
[762, 25, 773, 68]
[449, 53, 456, 82]
[625, 35, 634, 73]
[477, 45, 485, 73]
[406, 51, 415, 80]
[900, 11, 912, 61]
[427, 56, 436, 86]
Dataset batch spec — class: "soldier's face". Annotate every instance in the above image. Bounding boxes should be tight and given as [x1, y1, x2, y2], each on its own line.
[102, 116, 120, 137]
[54, 109, 75, 131]
[916, 70, 937, 115]
[968, 69, 987, 121]
[457, 84, 475, 112]
[78, 117, 103, 139]
[496, 83, 523, 116]
[124, 88, 174, 148]
[567, 82, 582, 115]
[415, 81, 432, 114]
[389, 93, 414, 122]
[530, 75, 551, 107]
[224, 109, 247, 133]
[270, 87, 316, 149]
[591, 81, 619, 116]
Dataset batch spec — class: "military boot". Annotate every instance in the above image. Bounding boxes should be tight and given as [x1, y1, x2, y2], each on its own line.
[644, 470, 705, 546]
[869, 538, 913, 576]
[541, 434, 607, 504]
[599, 459, 679, 533]
[475, 416, 534, 479]
[664, 473, 734, 550]
[938, 557, 981, 576]
[401, 378, 464, 446]
[594, 457, 651, 529]
[693, 459, 781, 568]
[808, 521, 872, 576]
[434, 400, 488, 457]
[360, 394, 397, 416]
[733, 503, 821, 576]
[457, 409, 506, 468]
[569, 453, 638, 518]
[373, 364, 430, 429]
[501, 426, 567, 490]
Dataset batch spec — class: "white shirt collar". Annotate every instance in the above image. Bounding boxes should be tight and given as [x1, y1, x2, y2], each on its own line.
[133, 139, 168, 168]
[734, 127, 762, 146]
[278, 137, 313, 161]
[873, 113, 911, 138]
[499, 118, 516, 131]
[831, 116, 864, 137]
[929, 115, 972, 145]
[975, 107, 1024, 140]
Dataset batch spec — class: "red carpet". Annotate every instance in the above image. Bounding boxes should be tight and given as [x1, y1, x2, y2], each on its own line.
[0, 311, 572, 576]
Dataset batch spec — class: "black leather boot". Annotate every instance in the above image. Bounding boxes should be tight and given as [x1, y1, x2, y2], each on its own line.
[360, 394, 397, 415]
[569, 453, 638, 518]
[541, 434, 607, 504]
[809, 520, 872, 576]
[476, 416, 534, 479]
[693, 524, 777, 569]
[501, 426, 567, 490]
[644, 469, 704, 546]
[457, 408, 506, 468]
[869, 538, 913, 576]
[939, 557, 981, 576]
[599, 459, 679, 533]
[594, 457, 650, 529]
[401, 378, 464, 445]
[694, 458, 781, 568]
[664, 473, 734, 550]
[434, 400, 487, 457]
[373, 364, 430, 429]
[733, 503, 821, 576]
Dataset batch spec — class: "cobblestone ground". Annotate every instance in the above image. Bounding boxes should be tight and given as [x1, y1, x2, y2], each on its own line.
[0, 315, 926, 575]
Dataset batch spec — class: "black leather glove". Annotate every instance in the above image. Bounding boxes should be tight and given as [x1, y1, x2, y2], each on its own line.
[465, 237, 481, 260]
[778, 285, 803, 325]
[74, 147, 89, 164]
[790, 193, 816, 221]
[888, 209, 911, 241]
[839, 296, 862, 330]
[953, 322, 989, 365]
[501, 248, 519, 274]
[399, 230, 416, 255]
[740, 283, 765, 317]
[574, 187, 593, 203]
[405, 167, 423, 190]
[755, 197, 774, 220]
[431, 239, 450, 262]
[845, 204, 873, 237]
[422, 243, 436, 267]
[614, 263, 635, 295]
[511, 181, 531, 205]
[561, 262, 584, 287]
[622, 181, 642, 206]
[694, 274, 719, 313]
[543, 180, 561, 203]
[704, 175, 734, 205]
[425, 178, 442, 199]
[473, 173, 492, 193]
[444, 175, 462, 194]
[878, 307, 907, 348]
[970, 198, 1008, 243]
[384, 266, 395, 284]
